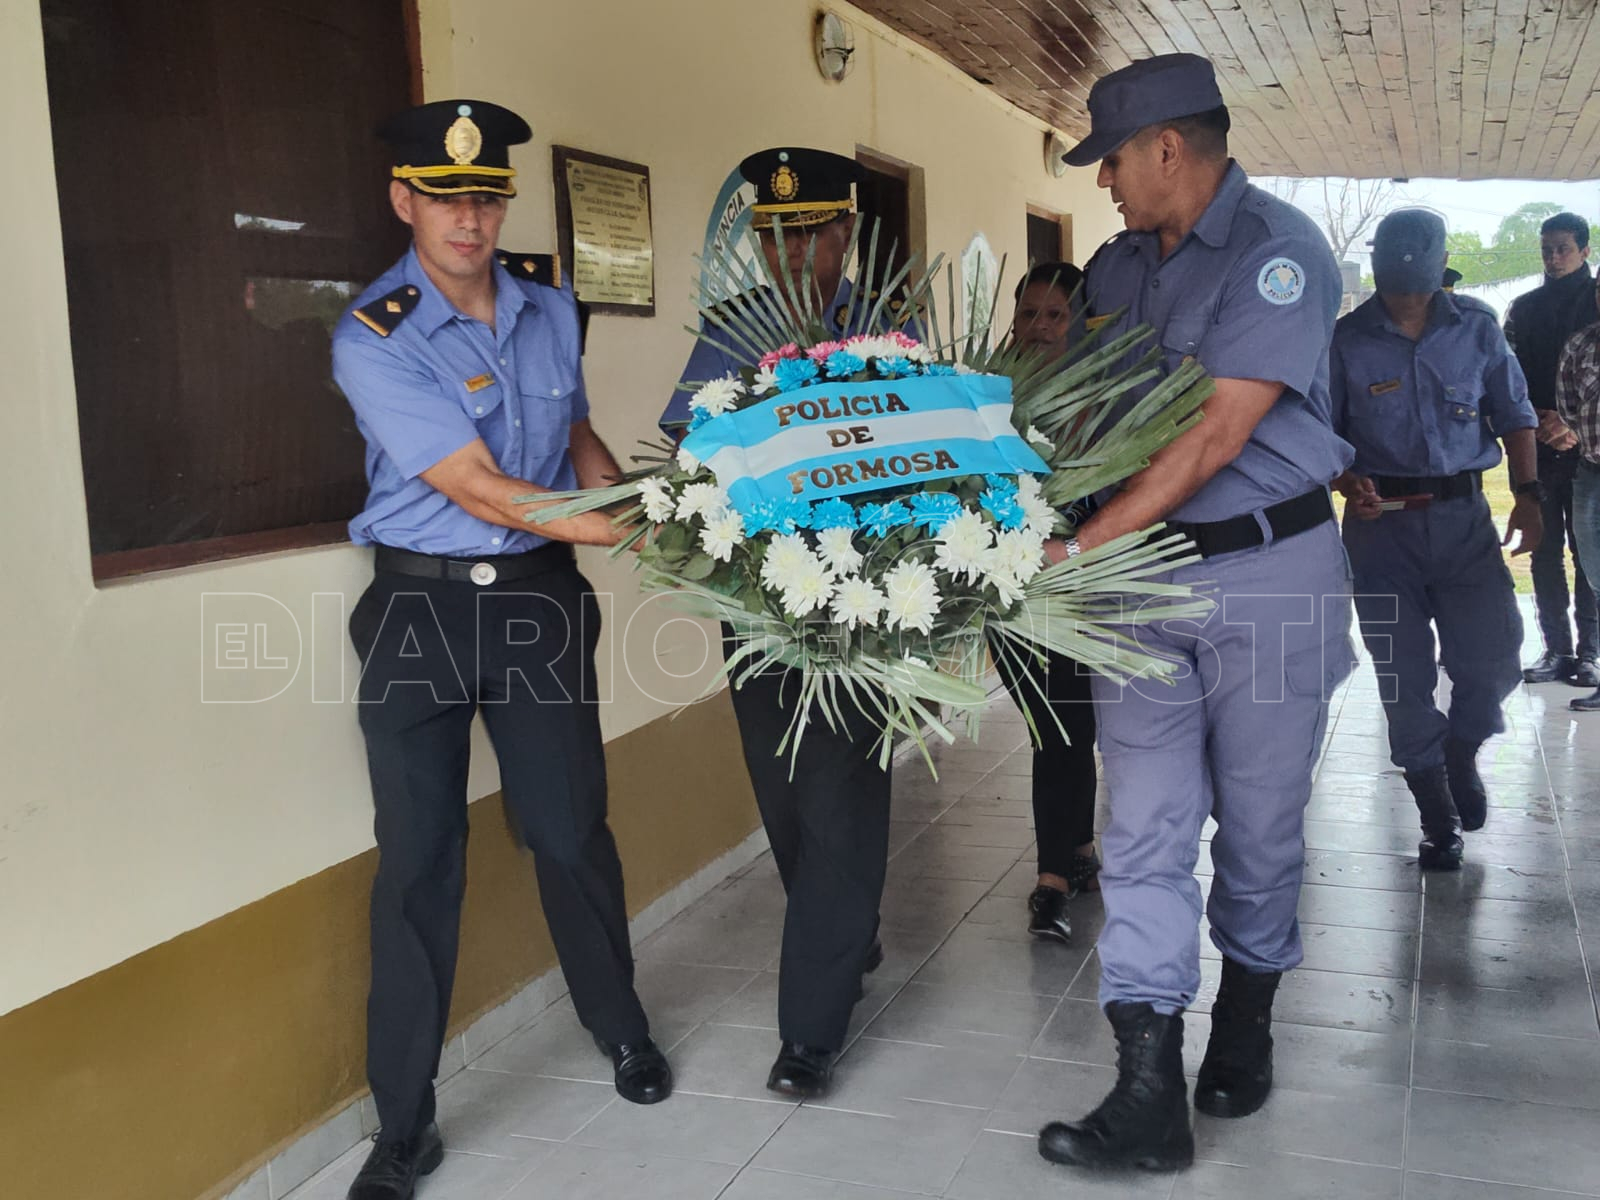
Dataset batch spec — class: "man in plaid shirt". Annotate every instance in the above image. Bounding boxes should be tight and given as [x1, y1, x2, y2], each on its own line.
[1555, 272, 1600, 712]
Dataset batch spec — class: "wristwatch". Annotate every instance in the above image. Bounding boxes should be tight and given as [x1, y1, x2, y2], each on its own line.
[1514, 479, 1545, 503]
[1064, 537, 1083, 559]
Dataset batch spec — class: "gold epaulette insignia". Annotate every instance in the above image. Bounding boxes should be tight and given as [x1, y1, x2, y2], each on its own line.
[352, 285, 421, 338]
[496, 251, 563, 289]
[1084, 313, 1113, 332]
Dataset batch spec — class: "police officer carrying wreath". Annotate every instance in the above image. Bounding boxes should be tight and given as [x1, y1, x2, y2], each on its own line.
[664, 148, 888, 1099]
[1331, 209, 1541, 871]
[1033, 55, 1357, 1172]
[332, 99, 670, 1200]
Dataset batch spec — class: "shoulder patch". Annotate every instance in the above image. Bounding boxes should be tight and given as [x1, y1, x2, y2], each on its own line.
[1257, 257, 1305, 306]
[352, 284, 421, 338]
[496, 251, 562, 289]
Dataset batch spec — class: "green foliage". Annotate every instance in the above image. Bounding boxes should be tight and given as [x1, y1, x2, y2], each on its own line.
[1442, 202, 1600, 287]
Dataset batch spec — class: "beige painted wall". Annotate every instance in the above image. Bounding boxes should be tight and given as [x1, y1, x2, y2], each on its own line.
[0, 0, 1120, 1016]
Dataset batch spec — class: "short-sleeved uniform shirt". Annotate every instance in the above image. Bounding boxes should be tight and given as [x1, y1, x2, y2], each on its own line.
[1329, 292, 1536, 478]
[332, 246, 589, 555]
[1083, 161, 1353, 523]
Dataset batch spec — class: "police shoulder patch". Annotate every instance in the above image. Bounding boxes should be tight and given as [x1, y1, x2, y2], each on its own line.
[495, 251, 562, 289]
[351, 285, 421, 338]
[1257, 257, 1305, 306]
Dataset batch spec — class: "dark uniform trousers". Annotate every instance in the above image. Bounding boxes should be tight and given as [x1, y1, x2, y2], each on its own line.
[989, 641, 1098, 873]
[724, 643, 891, 1051]
[350, 559, 648, 1142]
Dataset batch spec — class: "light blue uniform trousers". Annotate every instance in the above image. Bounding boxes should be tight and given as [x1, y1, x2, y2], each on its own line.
[1342, 493, 1522, 771]
[1090, 520, 1356, 1013]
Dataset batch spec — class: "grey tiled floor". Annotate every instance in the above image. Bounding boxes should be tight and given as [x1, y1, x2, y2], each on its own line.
[289, 625, 1600, 1200]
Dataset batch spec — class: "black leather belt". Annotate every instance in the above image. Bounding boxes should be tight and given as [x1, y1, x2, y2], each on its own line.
[1372, 471, 1481, 500]
[374, 542, 574, 585]
[1165, 487, 1334, 559]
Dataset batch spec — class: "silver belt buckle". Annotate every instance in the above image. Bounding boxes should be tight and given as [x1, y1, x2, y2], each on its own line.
[469, 561, 498, 586]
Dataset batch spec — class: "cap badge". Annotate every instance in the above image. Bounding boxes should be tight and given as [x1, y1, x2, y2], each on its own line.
[771, 165, 800, 201]
[445, 115, 483, 166]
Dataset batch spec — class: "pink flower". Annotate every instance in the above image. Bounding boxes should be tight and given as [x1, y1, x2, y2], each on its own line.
[805, 340, 844, 363]
[758, 343, 800, 368]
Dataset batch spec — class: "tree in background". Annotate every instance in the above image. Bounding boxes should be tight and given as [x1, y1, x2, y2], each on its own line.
[1445, 201, 1600, 286]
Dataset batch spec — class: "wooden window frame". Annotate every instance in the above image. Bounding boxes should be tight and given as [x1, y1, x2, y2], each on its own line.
[1026, 203, 1074, 264]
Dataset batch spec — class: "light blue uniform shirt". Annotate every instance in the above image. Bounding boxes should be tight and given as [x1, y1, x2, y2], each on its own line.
[1083, 161, 1353, 523]
[1330, 292, 1536, 478]
[332, 247, 588, 555]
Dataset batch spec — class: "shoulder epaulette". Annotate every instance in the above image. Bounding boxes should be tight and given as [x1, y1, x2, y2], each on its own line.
[496, 251, 563, 289]
[351, 284, 421, 338]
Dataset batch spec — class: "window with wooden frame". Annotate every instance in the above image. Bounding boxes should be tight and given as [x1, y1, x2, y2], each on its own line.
[40, 0, 419, 580]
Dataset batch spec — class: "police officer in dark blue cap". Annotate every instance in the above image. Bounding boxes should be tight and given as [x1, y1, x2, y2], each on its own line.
[1331, 209, 1541, 870]
[1035, 54, 1357, 1172]
[663, 147, 894, 1100]
[333, 99, 670, 1200]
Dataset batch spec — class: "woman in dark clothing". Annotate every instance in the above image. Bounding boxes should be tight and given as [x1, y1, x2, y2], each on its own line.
[995, 262, 1100, 943]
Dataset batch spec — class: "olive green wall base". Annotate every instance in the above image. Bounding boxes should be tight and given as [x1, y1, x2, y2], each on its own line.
[1, 696, 759, 1200]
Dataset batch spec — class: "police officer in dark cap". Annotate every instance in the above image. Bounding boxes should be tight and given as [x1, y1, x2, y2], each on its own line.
[1331, 209, 1540, 869]
[1035, 55, 1357, 1172]
[663, 147, 890, 1099]
[333, 99, 670, 1200]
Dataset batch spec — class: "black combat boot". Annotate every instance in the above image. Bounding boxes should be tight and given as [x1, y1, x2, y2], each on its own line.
[1444, 737, 1488, 832]
[1195, 957, 1280, 1118]
[1406, 765, 1463, 870]
[1038, 1001, 1194, 1171]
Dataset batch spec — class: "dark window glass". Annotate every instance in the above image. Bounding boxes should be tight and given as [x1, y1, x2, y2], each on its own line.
[41, 0, 413, 572]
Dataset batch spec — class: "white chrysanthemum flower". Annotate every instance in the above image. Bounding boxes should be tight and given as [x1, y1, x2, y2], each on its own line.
[760, 532, 814, 588]
[847, 335, 894, 361]
[699, 510, 745, 562]
[831, 575, 887, 630]
[815, 526, 864, 573]
[934, 510, 996, 582]
[777, 554, 836, 617]
[991, 528, 1048, 584]
[1014, 476, 1060, 537]
[985, 569, 1027, 608]
[1024, 424, 1055, 454]
[677, 445, 702, 474]
[636, 477, 676, 523]
[676, 481, 731, 521]
[883, 561, 941, 633]
[904, 342, 935, 364]
[953, 362, 977, 376]
[752, 365, 779, 394]
[689, 374, 745, 417]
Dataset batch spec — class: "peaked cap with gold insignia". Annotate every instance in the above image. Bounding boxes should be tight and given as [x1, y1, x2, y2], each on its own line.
[379, 99, 532, 197]
[739, 146, 864, 230]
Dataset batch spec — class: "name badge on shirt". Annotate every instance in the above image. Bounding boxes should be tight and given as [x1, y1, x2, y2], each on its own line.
[464, 373, 496, 393]
[1369, 378, 1402, 396]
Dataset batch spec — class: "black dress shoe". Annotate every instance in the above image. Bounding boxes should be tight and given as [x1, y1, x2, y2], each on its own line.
[767, 1041, 835, 1098]
[1573, 687, 1600, 712]
[1418, 830, 1464, 871]
[594, 1036, 673, 1104]
[346, 1123, 443, 1200]
[1524, 651, 1577, 683]
[1027, 885, 1072, 944]
[1572, 658, 1600, 688]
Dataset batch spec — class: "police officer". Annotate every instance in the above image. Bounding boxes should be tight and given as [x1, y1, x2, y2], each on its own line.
[664, 148, 888, 1098]
[1034, 55, 1357, 1172]
[332, 100, 670, 1200]
[1331, 210, 1541, 870]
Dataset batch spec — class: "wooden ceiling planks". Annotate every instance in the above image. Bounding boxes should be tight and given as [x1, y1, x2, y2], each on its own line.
[851, 0, 1600, 179]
